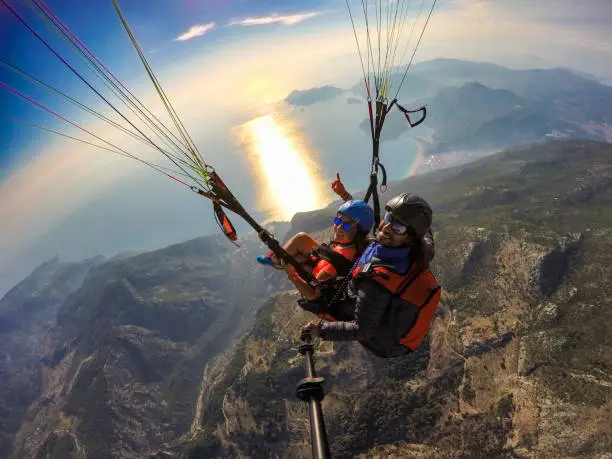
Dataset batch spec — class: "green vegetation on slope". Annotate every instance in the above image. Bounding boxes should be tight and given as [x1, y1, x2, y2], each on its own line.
[184, 139, 612, 458]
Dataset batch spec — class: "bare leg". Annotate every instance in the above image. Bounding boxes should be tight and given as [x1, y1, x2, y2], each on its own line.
[281, 232, 320, 263]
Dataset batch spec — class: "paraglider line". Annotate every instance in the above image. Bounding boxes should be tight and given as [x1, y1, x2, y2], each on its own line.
[0, 79, 206, 190]
[0, 114, 200, 184]
[111, 0, 207, 178]
[30, 0, 193, 156]
[27, 0, 197, 169]
[394, 0, 437, 100]
[0, 59, 153, 149]
[1, 0, 200, 187]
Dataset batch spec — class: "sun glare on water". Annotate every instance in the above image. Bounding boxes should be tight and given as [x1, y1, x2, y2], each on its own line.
[238, 114, 330, 222]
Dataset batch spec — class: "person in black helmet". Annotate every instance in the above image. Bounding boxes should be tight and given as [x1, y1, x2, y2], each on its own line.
[289, 192, 441, 358]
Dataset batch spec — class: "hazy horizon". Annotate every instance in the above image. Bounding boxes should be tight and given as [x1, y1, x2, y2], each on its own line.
[2, 0, 612, 297]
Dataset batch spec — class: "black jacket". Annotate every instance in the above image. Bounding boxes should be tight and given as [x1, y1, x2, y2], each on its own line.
[299, 229, 436, 358]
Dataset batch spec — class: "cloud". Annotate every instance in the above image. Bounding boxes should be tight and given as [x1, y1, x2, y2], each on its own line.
[230, 12, 320, 27]
[173, 11, 323, 44]
[174, 22, 216, 41]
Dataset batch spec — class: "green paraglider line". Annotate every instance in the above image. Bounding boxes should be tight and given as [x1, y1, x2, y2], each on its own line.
[1, 0, 321, 288]
[110, 0, 208, 179]
[29, 0, 193, 159]
[0, 0, 202, 188]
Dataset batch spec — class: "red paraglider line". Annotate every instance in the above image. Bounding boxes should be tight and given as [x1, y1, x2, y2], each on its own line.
[31, 0, 191, 154]
[0, 80, 200, 188]
[0, 0, 198, 184]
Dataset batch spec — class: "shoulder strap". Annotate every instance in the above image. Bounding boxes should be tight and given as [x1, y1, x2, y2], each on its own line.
[354, 259, 434, 296]
[311, 243, 355, 276]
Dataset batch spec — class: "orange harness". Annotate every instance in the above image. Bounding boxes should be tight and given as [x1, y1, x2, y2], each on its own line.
[352, 261, 441, 350]
[316, 260, 441, 350]
[311, 243, 357, 279]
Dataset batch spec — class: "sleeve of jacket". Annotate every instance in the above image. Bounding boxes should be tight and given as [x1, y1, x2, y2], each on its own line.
[319, 279, 391, 341]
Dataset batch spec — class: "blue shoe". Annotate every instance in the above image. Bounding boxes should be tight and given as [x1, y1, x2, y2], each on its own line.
[257, 252, 284, 270]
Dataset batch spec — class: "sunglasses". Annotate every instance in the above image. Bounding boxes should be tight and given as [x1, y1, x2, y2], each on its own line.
[334, 216, 355, 231]
[383, 212, 409, 235]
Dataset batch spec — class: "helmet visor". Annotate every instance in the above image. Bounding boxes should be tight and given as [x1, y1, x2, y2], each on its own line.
[383, 212, 409, 235]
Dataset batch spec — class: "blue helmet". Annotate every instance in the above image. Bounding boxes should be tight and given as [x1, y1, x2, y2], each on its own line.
[337, 200, 375, 233]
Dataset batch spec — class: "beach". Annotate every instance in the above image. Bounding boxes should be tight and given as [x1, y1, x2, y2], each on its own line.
[404, 137, 431, 177]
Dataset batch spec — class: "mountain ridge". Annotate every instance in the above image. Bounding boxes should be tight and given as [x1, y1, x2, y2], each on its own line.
[287, 59, 612, 153]
[179, 139, 612, 458]
[2, 139, 612, 458]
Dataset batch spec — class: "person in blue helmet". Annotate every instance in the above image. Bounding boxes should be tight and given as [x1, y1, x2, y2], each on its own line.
[257, 174, 374, 297]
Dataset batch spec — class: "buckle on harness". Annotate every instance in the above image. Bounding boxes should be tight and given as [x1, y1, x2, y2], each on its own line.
[356, 262, 373, 278]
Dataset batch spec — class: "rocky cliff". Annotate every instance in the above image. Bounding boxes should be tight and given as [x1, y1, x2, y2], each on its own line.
[3, 223, 297, 458]
[3, 139, 612, 458]
[182, 139, 612, 458]
[0, 255, 104, 457]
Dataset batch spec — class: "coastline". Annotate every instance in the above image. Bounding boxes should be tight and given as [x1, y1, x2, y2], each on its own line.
[405, 134, 505, 177]
[405, 136, 433, 178]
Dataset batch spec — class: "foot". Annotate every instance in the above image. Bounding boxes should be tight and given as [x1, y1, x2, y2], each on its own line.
[256, 252, 284, 270]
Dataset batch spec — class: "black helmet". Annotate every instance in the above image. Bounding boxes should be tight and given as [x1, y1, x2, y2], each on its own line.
[384, 192, 432, 237]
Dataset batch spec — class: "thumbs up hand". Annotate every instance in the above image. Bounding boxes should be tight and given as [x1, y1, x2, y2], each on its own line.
[331, 173, 351, 201]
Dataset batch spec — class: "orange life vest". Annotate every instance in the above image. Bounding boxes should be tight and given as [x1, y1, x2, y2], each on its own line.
[313, 258, 442, 347]
[352, 261, 442, 350]
[311, 243, 357, 279]
[310, 242, 358, 322]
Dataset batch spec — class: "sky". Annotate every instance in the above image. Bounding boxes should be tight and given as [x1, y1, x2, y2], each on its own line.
[1, 0, 612, 296]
